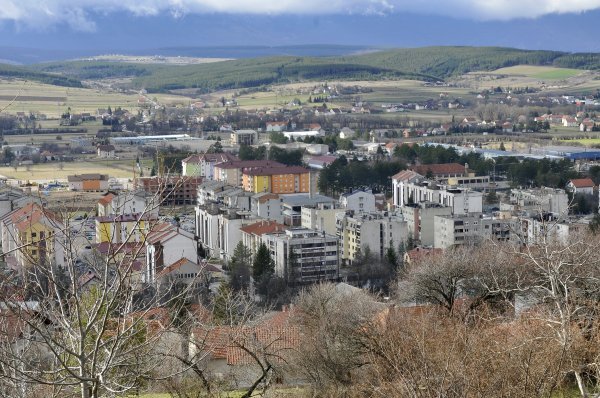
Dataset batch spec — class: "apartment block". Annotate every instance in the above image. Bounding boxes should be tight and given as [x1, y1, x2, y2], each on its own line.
[262, 228, 339, 284]
[336, 211, 408, 264]
[242, 166, 311, 194]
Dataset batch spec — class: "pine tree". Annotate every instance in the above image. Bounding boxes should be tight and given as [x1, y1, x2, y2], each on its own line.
[229, 242, 252, 292]
[253, 242, 274, 282]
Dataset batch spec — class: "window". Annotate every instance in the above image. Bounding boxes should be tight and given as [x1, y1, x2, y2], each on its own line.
[31, 232, 37, 238]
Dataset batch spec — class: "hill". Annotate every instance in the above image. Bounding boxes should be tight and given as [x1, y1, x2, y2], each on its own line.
[0, 63, 83, 88]
[26, 46, 600, 93]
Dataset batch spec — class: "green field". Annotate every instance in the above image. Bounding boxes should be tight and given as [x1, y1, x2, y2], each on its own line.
[560, 138, 600, 146]
[492, 65, 582, 80]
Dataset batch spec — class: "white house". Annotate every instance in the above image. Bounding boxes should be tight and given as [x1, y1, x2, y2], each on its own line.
[97, 144, 116, 158]
[145, 223, 198, 283]
[266, 121, 288, 132]
[567, 178, 595, 195]
[339, 189, 377, 214]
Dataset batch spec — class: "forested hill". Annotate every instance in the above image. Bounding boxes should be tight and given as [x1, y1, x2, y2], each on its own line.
[0, 63, 83, 88]
[24, 46, 600, 92]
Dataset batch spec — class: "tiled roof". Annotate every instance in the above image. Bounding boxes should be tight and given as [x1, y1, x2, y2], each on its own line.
[406, 247, 443, 263]
[569, 178, 595, 188]
[240, 220, 287, 236]
[192, 308, 299, 365]
[411, 163, 466, 176]
[97, 193, 115, 205]
[157, 257, 197, 277]
[391, 170, 423, 182]
[255, 193, 279, 203]
[9, 203, 61, 232]
[243, 166, 309, 176]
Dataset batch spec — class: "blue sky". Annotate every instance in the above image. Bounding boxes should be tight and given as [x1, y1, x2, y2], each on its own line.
[0, 1, 599, 61]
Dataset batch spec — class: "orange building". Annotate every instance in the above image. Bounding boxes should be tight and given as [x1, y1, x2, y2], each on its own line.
[242, 166, 310, 194]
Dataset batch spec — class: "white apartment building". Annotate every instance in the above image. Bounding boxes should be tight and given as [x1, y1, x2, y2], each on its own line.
[339, 189, 377, 213]
[262, 228, 339, 284]
[392, 171, 483, 215]
[336, 211, 408, 264]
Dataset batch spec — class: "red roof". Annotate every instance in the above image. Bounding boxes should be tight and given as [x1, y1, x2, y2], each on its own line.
[98, 193, 115, 205]
[240, 220, 287, 236]
[569, 178, 595, 188]
[406, 247, 443, 263]
[411, 163, 466, 176]
[244, 166, 309, 177]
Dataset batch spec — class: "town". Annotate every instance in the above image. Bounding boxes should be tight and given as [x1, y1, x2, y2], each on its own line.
[3, 9, 600, 396]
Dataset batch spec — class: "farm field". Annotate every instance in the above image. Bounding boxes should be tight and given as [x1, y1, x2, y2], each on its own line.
[0, 79, 188, 118]
[231, 79, 471, 110]
[492, 65, 582, 80]
[560, 138, 600, 147]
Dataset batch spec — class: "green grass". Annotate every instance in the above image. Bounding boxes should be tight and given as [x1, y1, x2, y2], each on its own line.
[492, 65, 582, 80]
[561, 138, 600, 146]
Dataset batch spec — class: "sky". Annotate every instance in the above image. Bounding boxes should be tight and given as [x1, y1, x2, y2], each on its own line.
[0, 0, 599, 61]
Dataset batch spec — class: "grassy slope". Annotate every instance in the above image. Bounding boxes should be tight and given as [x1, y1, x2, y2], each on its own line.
[0, 63, 83, 88]
[25, 46, 600, 92]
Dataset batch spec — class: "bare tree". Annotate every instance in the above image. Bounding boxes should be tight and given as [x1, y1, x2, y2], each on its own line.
[0, 179, 196, 398]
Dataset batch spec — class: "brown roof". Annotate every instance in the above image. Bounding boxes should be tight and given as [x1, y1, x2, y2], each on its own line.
[392, 170, 423, 182]
[244, 166, 309, 177]
[405, 247, 443, 264]
[240, 220, 287, 236]
[97, 193, 115, 205]
[256, 193, 280, 203]
[569, 178, 595, 188]
[411, 163, 466, 176]
[192, 308, 299, 365]
[9, 203, 61, 232]
[157, 257, 197, 277]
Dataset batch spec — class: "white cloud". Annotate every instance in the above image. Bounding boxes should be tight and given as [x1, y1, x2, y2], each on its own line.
[0, 0, 599, 31]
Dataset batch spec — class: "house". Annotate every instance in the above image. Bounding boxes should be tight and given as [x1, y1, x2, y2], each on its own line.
[155, 257, 205, 290]
[580, 119, 596, 132]
[502, 122, 513, 133]
[144, 223, 198, 283]
[67, 174, 109, 192]
[97, 190, 158, 218]
[339, 127, 356, 140]
[181, 152, 238, 178]
[0, 203, 65, 272]
[97, 144, 116, 158]
[266, 121, 288, 132]
[566, 178, 595, 195]
[562, 116, 578, 127]
[95, 213, 158, 244]
[230, 130, 258, 145]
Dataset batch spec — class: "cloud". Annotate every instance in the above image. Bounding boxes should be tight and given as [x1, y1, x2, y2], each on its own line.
[1, 0, 600, 31]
